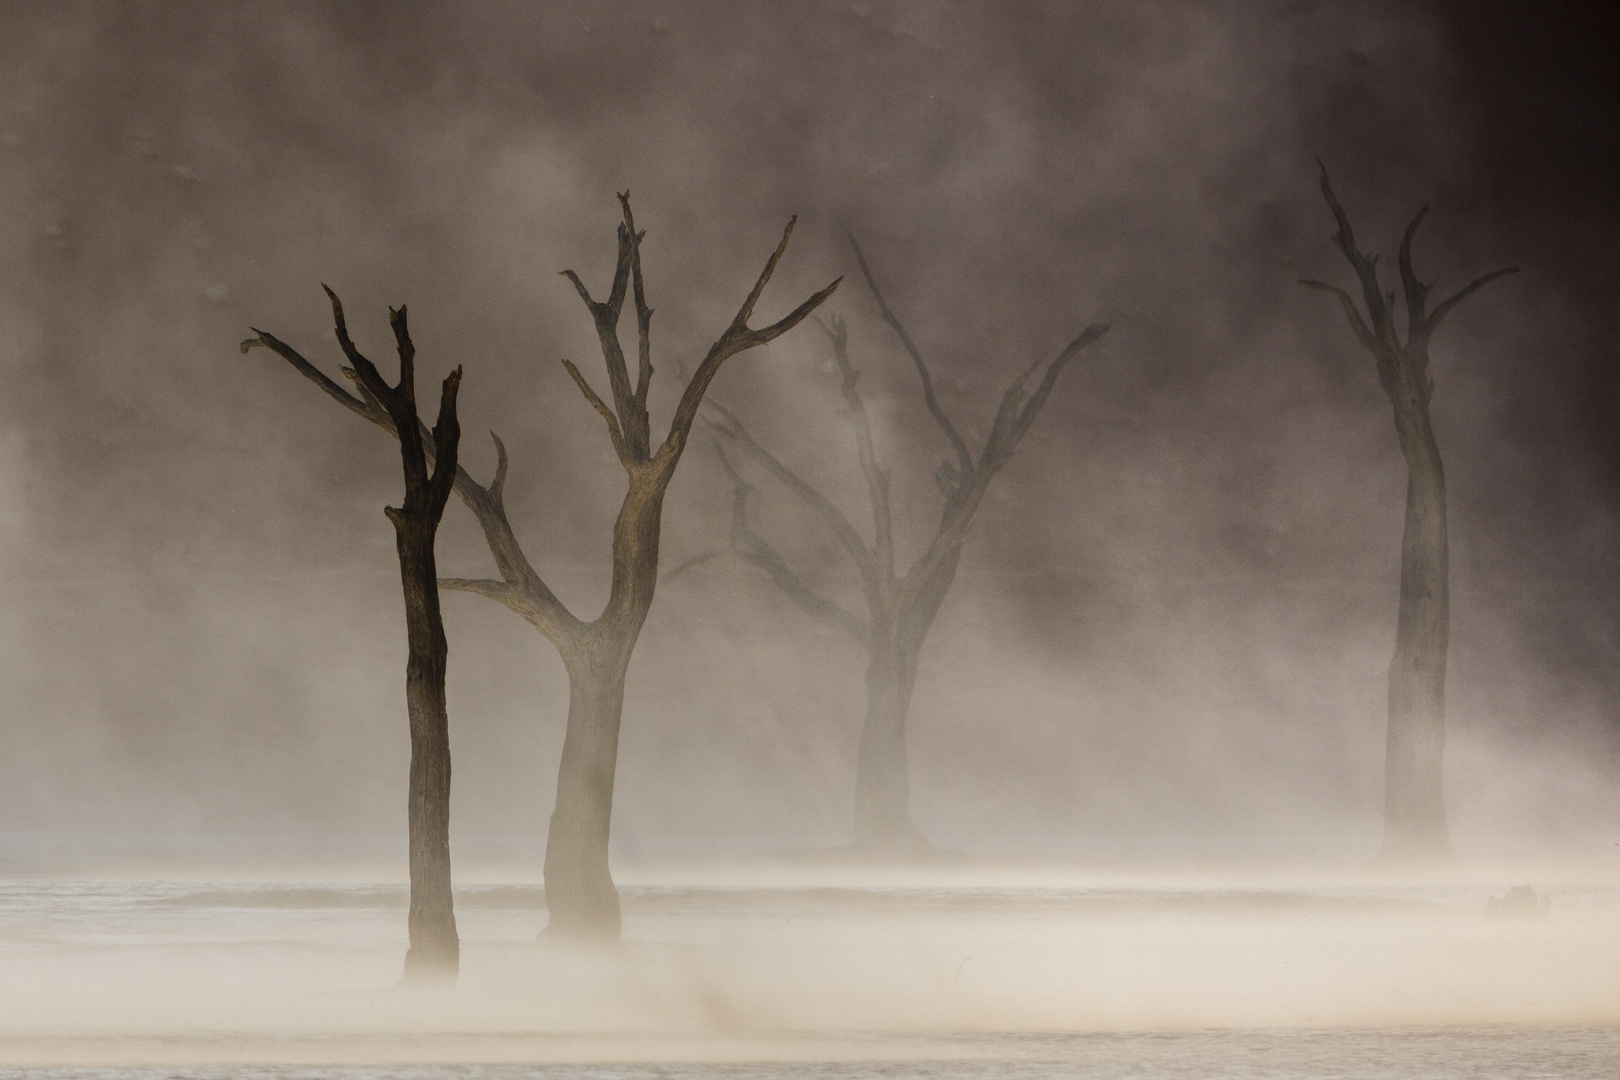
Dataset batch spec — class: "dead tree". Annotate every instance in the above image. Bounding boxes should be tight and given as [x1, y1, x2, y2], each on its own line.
[707, 237, 1107, 852]
[1302, 164, 1516, 860]
[244, 195, 838, 939]
[243, 291, 463, 980]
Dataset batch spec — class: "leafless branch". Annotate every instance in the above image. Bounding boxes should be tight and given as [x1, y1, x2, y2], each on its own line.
[487, 431, 509, 502]
[707, 398, 876, 582]
[818, 312, 894, 576]
[620, 192, 655, 450]
[1317, 161, 1395, 349]
[1011, 322, 1109, 445]
[665, 548, 723, 583]
[1300, 278, 1384, 357]
[659, 217, 841, 463]
[1426, 266, 1519, 335]
[847, 233, 974, 480]
[559, 205, 640, 457]
[1398, 205, 1432, 348]
[561, 357, 631, 468]
[243, 291, 582, 648]
[717, 439, 869, 643]
[241, 331, 381, 425]
[437, 577, 519, 605]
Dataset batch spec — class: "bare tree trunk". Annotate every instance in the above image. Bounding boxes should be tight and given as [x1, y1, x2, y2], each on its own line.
[710, 250, 1107, 858]
[852, 626, 925, 850]
[245, 292, 464, 979]
[1382, 413, 1450, 859]
[1303, 164, 1515, 862]
[543, 645, 630, 939]
[396, 513, 461, 977]
[247, 200, 838, 942]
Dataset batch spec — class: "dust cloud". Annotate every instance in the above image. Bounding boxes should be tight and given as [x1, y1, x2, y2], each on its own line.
[2, 867, 1618, 1068]
[0, 0, 1616, 1073]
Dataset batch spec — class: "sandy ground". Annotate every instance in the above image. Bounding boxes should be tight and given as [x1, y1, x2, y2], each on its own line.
[0, 860, 1616, 1068]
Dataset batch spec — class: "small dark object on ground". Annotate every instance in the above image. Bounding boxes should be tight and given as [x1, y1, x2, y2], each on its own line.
[1487, 885, 1549, 916]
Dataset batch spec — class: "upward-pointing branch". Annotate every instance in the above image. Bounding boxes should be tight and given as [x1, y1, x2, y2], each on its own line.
[818, 313, 894, 579]
[560, 197, 643, 460]
[707, 397, 877, 585]
[241, 295, 580, 645]
[848, 233, 974, 480]
[1316, 160, 1395, 351]
[660, 217, 841, 465]
[716, 439, 869, 644]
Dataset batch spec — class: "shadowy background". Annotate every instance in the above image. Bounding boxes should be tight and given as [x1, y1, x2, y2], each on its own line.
[0, 0, 1613, 868]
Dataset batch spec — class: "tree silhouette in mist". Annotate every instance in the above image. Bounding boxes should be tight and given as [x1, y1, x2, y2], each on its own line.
[700, 237, 1107, 853]
[244, 292, 463, 980]
[1302, 164, 1516, 860]
[245, 195, 836, 940]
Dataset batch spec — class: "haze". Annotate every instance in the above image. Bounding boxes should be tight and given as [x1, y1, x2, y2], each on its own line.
[0, 1, 1615, 1075]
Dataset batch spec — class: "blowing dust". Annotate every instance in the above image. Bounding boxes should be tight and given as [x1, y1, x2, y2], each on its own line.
[0, 861, 1616, 1068]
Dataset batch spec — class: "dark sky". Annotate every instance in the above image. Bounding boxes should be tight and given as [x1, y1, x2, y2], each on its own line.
[0, 1, 1614, 866]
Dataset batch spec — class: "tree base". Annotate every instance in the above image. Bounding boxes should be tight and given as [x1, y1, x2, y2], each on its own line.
[398, 944, 459, 986]
[1376, 823, 1453, 864]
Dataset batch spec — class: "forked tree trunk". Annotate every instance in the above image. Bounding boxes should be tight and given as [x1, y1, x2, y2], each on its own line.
[1382, 410, 1450, 858]
[1302, 164, 1515, 862]
[248, 199, 838, 943]
[245, 293, 464, 980]
[711, 246, 1107, 860]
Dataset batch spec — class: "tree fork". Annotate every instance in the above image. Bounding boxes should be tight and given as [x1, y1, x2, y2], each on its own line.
[709, 236, 1109, 852]
[244, 197, 837, 941]
[243, 290, 464, 980]
[1302, 162, 1516, 861]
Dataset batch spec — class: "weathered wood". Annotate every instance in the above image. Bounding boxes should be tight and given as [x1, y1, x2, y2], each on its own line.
[1303, 163, 1516, 860]
[712, 239, 1108, 852]
[246, 195, 837, 941]
[243, 292, 463, 980]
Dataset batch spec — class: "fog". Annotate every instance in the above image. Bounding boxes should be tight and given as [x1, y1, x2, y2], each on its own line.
[0, 0, 1616, 1073]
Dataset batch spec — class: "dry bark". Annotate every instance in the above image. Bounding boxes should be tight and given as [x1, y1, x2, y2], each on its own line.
[706, 237, 1108, 852]
[1302, 163, 1516, 861]
[244, 291, 463, 980]
[245, 195, 837, 939]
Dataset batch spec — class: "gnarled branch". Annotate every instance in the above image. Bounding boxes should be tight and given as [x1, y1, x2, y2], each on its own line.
[818, 312, 894, 577]
[707, 397, 877, 584]
[717, 440, 869, 643]
[659, 217, 841, 465]
[1426, 266, 1519, 335]
[1317, 160, 1395, 350]
[242, 292, 582, 647]
[560, 357, 631, 468]
[848, 233, 974, 479]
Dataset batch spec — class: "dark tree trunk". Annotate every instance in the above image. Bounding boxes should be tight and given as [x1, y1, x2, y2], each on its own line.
[394, 514, 461, 977]
[246, 292, 464, 979]
[247, 200, 837, 943]
[1381, 411, 1450, 859]
[1303, 165, 1515, 862]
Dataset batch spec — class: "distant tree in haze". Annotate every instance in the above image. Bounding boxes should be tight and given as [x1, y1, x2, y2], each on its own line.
[1302, 164, 1516, 860]
[703, 238, 1108, 853]
[244, 292, 463, 980]
[245, 195, 838, 940]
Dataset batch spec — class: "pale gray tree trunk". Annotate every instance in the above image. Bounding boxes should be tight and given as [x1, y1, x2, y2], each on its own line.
[1303, 164, 1514, 860]
[1383, 402, 1450, 857]
[852, 629, 925, 850]
[710, 237, 1109, 855]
